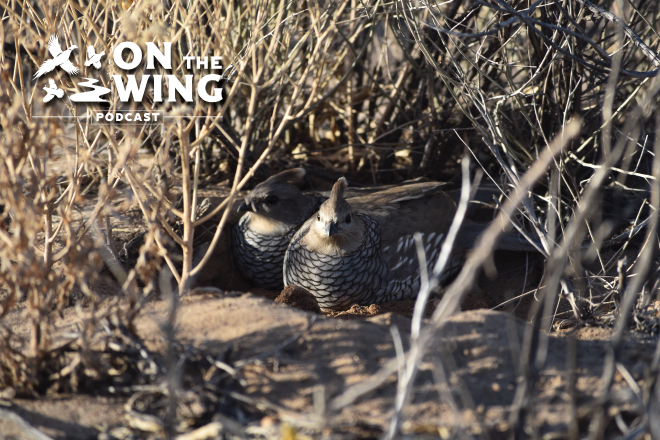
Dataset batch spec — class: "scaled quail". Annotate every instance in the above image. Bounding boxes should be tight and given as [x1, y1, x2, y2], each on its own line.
[283, 177, 464, 310]
[232, 168, 324, 290]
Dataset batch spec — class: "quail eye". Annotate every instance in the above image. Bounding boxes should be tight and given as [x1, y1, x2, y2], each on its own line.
[345, 214, 351, 224]
[264, 195, 279, 205]
[317, 213, 321, 221]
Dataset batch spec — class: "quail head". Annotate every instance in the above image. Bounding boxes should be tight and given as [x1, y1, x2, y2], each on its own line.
[232, 168, 324, 290]
[283, 177, 463, 310]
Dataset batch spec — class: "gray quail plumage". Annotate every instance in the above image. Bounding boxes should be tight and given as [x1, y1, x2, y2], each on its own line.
[231, 171, 449, 290]
[232, 168, 324, 290]
[283, 177, 464, 310]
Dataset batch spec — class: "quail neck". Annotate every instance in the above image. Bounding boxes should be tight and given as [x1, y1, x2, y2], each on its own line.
[302, 178, 365, 255]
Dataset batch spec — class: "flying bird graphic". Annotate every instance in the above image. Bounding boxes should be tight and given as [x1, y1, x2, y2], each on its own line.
[43, 79, 64, 103]
[84, 46, 105, 69]
[33, 36, 79, 79]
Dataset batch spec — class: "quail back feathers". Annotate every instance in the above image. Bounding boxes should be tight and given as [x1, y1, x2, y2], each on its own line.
[283, 177, 464, 310]
[231, 168, 324, 290]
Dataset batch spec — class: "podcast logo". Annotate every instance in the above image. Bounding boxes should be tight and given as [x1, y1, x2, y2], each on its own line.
[33, 35, 224, 124]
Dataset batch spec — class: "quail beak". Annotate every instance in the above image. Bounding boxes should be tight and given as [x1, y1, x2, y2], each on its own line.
[325, 221, 339, 237]
[237, 200, 256, 213]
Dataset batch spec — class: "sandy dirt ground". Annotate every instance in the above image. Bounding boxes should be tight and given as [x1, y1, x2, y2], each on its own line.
[1, 293, 656, 439]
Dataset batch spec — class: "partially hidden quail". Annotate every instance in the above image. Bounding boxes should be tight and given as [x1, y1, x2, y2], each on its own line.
[283, 177, 464, 310]
[232, 171, 447, 290]
[232, 168, 324, 290]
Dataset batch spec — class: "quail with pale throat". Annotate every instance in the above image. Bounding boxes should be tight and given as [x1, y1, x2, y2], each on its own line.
[231, 168, 324, 290]
[232, 170, 448, 289]
[283, 177, 464, 310]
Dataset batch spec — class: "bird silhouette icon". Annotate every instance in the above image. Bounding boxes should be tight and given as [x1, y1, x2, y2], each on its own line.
[34, 36, 79, 79]
[85, 46, 105, 69]
[43, 79, 65, 103]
